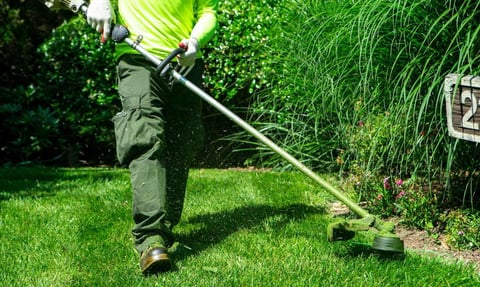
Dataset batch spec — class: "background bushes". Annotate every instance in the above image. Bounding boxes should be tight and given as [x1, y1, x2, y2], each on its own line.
[35, 18, 119, 165]
[0, 0, 67, 87]
[197, 0, 283, 166]
[1, 0, 281, 167]
[0, 0, 75, 164]
[1, 16, 118, 166]
[203, 0, 280, 103]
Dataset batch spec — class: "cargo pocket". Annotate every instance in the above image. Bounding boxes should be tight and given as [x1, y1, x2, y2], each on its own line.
[112, 110, 130, 165]
[112, 107, 165, 165]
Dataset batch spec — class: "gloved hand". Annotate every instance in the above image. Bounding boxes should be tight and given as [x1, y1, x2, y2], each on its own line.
[86, 0, 115, 40]
[178, 38, 199, 67]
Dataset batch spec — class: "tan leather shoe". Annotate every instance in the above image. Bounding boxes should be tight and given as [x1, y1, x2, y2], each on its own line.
[140, 243, 172, 274]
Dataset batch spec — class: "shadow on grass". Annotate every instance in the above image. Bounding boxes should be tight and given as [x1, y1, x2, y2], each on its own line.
[171, 204, 407, 265]
[0, 167, 124, 202]
[172, 203, 326, 261]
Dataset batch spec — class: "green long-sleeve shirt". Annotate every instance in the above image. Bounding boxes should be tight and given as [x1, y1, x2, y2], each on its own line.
[115, 0, 218, 60]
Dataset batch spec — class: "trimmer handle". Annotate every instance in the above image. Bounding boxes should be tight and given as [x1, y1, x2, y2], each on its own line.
[70, 0, 186, 78]
[110, 26, 186, 79]
[111, 25, 130, 43]
[155, 47, 186, 77]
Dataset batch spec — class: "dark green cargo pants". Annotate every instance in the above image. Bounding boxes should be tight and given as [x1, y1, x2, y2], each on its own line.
[113, 54, 204, 254]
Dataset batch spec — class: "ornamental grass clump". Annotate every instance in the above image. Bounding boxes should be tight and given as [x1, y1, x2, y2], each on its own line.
[241, 0, 480, 239]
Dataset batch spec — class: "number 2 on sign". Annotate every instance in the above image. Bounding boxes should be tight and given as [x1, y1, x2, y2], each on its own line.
[461, 90, 480, 130]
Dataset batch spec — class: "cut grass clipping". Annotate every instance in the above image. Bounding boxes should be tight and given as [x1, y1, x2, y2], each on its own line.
[0, 168, 479, 286]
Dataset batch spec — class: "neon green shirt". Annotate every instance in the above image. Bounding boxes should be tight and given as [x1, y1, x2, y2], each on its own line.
[115, 0, 218, 59]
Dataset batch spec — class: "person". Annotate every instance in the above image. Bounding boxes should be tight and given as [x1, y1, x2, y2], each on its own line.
[86, 0, 218, 274]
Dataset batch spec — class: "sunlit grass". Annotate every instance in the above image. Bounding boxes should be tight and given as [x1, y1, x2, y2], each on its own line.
[0, 167, 479, 286]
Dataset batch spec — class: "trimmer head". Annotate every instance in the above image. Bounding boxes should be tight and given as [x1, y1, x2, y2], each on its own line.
[327, 215, 405, 254]
[372, 234, 404, 254]
[327, 221, 356, 241]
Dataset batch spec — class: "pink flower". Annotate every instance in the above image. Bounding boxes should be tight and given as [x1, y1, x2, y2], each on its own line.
[396, 179, 403, 186]
[395, 191, 406, 199]
[383, 177, 391, 190]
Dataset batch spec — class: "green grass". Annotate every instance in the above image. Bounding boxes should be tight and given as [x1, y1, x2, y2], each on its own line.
[0, 167, 479, 286]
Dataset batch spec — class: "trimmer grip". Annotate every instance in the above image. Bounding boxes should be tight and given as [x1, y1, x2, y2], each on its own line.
[155, 47, 186, 77]
[111, 25, 130, 43]
[179, 41, 188, 49]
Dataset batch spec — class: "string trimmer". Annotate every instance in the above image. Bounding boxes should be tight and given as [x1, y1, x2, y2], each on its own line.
[45, 0, 404, 254]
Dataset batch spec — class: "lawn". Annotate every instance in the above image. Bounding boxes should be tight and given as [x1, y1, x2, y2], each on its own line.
[0, 167, 479, 286]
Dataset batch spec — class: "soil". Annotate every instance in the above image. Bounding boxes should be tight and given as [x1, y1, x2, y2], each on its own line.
[395, 224, 480, 272]
[329, 202, 480, 272]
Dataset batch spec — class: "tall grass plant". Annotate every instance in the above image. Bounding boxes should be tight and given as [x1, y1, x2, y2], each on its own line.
[243, 0, 480, 206]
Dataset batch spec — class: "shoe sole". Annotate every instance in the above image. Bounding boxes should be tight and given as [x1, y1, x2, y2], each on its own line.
[141, 253, 172, 274]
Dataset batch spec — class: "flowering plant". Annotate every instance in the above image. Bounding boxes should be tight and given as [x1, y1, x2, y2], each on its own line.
[370, 176, 408, 217]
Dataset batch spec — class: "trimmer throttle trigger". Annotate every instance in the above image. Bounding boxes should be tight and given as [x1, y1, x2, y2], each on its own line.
[179, 41, 188, 50]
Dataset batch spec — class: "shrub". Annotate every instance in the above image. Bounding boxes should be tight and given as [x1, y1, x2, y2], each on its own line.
[203, 0, 282, 104]
[190, 0, 286, 166]
[441, 209, 480, 250]
[0, 0, 69, 87]
[34, 17, 119, 165]
[0, 86, 60, 164]
[0, 4, 117, 166]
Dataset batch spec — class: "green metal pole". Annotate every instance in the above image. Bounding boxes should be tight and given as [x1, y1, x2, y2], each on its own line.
[172, 71, 370, 219]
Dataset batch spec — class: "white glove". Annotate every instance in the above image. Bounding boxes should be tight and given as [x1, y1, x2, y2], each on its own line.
[86, 0, 115, 40]
[178, 38, 199, 67]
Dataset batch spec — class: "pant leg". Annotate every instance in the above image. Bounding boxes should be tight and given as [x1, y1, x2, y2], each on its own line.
[113, 55, 204, 253]
[113, 54, 172, 253]
[163, 60, 205, 227]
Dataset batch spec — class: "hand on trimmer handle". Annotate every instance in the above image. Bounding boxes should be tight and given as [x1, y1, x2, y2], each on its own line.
[155, 45, 187, 78]
[177, 38, 199, 67]
[57, 0, 116, 43]
[86, 0, 115, 41]
[52, 0, 189, 79]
